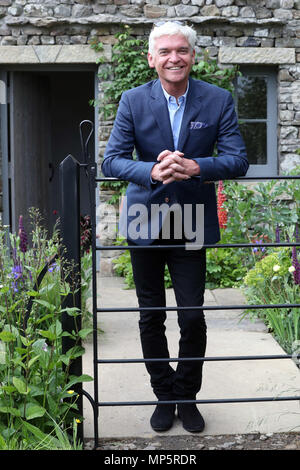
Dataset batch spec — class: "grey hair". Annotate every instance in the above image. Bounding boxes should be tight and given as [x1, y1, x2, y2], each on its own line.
[148, 22, 197, 56]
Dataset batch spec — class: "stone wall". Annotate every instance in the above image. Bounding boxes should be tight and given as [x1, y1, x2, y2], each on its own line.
[0, 1, 300, 170]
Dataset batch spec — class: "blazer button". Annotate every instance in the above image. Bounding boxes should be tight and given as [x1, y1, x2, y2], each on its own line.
[164, 197, 170, 203]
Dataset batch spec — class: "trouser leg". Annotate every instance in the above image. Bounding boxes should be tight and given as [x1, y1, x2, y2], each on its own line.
[129, 242, 175, 400]
[166, 247, 207, 399]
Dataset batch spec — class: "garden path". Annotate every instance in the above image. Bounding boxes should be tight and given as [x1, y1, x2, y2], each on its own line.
[82, 276, 300, 439]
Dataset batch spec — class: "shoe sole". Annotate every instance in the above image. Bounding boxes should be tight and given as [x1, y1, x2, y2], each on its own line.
[177, 414, 205, 433]
[150, 425, 173, 432]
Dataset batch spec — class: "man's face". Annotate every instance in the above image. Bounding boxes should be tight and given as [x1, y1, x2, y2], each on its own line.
[148, 34, 195, 91]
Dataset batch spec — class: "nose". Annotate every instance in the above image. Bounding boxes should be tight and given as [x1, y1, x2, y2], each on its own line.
[169, 50, 180, 62]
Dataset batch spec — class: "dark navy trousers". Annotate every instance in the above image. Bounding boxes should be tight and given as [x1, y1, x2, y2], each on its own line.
[128, 229, 207, 401]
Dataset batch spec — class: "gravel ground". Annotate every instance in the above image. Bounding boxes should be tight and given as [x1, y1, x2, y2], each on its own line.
[84, 432, 300, 451]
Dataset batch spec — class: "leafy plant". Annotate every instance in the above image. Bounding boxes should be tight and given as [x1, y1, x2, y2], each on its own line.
[242, 247, 300, 354]
[112, 236, 172, 289]
[0, 209, 93, 449]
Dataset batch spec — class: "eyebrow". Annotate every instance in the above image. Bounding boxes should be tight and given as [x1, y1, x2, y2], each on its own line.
[158, 46, 190, 53]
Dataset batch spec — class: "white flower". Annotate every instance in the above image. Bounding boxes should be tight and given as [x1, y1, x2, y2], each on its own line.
[289, 266, 296, 273]
[273, 265, 280, 272]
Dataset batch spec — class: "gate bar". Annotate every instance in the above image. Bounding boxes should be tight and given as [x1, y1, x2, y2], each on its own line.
[97, 396, 300, 406]
[97, 354, 299, 363]
[97, 303, 300, 312]
[96, 242, 300, 250]
[89, 172, 300, 448]
[96, 176, 300, 182]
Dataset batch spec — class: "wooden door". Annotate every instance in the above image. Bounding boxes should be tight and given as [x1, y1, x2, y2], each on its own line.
[10, 72, 52, 234]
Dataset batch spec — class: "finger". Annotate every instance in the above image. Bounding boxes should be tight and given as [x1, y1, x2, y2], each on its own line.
[170, 162, 185, 173]
[159, 155, 179, 170]
[157, 149, 172, 162]
[162, 173, 191, 184]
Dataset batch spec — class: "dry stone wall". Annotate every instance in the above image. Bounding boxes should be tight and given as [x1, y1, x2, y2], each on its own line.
[1, 0, 298, 170]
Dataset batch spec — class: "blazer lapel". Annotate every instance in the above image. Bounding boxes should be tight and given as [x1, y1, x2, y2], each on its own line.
[177, 77, 203, 151]
[149, 80, 175, 151]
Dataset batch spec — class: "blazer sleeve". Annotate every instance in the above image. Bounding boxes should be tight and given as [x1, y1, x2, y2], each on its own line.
[192, 91, 249, 182]
[101, 92, 156, 189]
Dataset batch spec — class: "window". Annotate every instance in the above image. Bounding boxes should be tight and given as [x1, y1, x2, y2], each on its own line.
[234, 67, 277, 177]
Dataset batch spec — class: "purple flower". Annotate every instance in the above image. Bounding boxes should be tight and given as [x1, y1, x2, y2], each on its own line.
[12, 264, 22, 280]
[18, 215, 28, 253]
[252, 239, 265, 254]
[292, 246, 300, 285]
[48, 262, 59, 273]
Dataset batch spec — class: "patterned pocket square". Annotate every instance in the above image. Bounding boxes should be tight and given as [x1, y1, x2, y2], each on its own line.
[190, 121, 208, 129]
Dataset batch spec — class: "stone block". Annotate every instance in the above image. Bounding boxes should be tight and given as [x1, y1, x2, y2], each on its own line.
[280, 126, 298, 139]
[160, 0, 180, 5]
[174, 5, 199, 16]
[280, 153, 300, 172]
[40, 36, 55, 45]
[1, 36, 17, 45]
[256, 7, 272, 19]
[54, 5, 72, 17]
[280, 0, 294, 8]
[7, 5, 22, 16]
[240, 6, 255, 17]
[191, 0, 205, 6]
[72, 4, 94, 17]
[56, 44, 111, 63]
[215, 0, 234, 6]
[279, 109, 295, 120]
[273, 8, 293, 19]
[0, 44, 38, 62]
[143, 4, 167, 18]
[221, 6, 239, 16]
[219, 46, 296, 64]
[200, 5, 220, 16]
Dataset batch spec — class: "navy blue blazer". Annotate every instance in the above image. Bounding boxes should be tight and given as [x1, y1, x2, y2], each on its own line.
[102, 77, 248, 245]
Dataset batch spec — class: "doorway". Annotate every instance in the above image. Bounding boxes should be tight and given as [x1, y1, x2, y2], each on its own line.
[1, 68, 97, 234]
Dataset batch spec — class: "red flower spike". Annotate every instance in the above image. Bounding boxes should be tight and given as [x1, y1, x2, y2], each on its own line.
[217, 181, 227, 229]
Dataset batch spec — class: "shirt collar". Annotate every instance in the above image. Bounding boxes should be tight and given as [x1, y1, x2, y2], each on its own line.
[161, 81, 189, 104]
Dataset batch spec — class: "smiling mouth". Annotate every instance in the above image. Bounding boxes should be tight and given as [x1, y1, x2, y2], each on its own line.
[167, 66, 184, 70]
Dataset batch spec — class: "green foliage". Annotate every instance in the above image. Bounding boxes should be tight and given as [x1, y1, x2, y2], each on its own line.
[242, 248, 299, 354]
[112, 236, 172, 289]
[206, 232, 247, 289]
[0, 209, 93, 449]
[191, 54, 238, 93]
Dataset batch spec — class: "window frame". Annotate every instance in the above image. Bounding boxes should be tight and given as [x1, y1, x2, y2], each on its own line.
[234, 66, 278, 177]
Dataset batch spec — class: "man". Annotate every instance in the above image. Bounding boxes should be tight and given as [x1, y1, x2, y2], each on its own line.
[102, 21, 248, 433]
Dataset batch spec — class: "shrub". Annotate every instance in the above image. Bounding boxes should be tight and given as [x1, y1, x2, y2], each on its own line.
[0, 209, 93, 449]
[242, 247, 300, 354]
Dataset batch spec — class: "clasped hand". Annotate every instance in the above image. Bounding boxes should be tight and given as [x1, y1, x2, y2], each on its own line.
[151, 150, 200, 185]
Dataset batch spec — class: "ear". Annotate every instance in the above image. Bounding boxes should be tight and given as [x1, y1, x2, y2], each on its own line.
[148, 51, 155, 68]
[191, 49, 195, 65]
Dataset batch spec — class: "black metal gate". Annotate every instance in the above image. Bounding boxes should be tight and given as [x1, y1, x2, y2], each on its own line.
[59, 121, 300, 449]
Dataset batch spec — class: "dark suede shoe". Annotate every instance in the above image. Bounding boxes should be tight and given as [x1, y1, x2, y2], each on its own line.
[150, 403, 176, 432]
[177, 404, 205, 433]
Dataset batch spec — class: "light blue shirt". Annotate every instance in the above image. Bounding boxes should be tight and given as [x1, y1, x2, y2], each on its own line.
[150, 83, 189, 184]
[161, 82, 189, 150]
